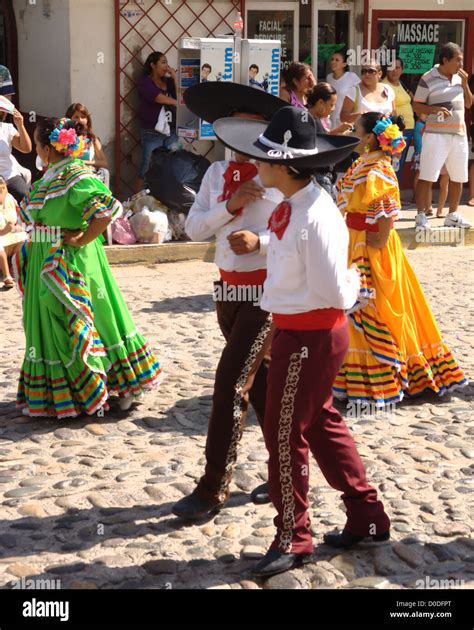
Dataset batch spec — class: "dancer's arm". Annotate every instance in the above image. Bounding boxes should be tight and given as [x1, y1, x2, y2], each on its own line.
[63, 217, 111, 247]
[365, 216, 392, 249]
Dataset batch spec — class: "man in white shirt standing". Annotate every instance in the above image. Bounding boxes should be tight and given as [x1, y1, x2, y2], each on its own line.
[414, 42, 473, 229]
[214, 106, 391, 577]
[172, 82, 285, 521]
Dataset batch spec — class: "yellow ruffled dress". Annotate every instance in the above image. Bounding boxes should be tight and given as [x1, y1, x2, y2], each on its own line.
[334, 151, 467, 405]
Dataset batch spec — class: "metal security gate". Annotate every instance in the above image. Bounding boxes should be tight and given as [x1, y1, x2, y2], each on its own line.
[115, 0, 243, 199]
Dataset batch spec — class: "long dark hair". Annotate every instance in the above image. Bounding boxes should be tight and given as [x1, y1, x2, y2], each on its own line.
[36, 118, 87, 151]
[283, 62, 308, 91]
[331, 49, 350, 73]
[144, 51, 166, 76]
[66, 102, 96, 141]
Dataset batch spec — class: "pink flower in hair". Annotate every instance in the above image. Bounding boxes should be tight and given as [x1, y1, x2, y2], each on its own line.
[57, 128, 77, 146]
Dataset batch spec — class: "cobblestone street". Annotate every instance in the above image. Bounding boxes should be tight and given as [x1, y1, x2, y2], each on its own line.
[0, 248, 473, 590]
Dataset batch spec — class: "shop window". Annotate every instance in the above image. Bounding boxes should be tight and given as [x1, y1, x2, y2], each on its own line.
[246, 3, 299, 70]
[376, 19, 465, 93]
[316, 10, 350, 80]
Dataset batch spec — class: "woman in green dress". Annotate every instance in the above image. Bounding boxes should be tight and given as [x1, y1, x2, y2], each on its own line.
[13, 117, 161, 418]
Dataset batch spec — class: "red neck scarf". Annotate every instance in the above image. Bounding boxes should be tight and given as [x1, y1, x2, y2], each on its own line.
[268, 201, 292, 240]
[219, 161, 258, 219]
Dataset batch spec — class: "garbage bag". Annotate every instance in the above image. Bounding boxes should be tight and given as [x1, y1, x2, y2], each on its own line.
[129, 206, 169, 244]
[145, 148, 210, 213]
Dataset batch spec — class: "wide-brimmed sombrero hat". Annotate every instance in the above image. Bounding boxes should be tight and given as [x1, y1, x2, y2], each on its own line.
[183, 81, 287, 123]
[213, 105, 359, 169]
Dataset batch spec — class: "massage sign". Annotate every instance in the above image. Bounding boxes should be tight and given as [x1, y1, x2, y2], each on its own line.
[397, 22, 439, 74]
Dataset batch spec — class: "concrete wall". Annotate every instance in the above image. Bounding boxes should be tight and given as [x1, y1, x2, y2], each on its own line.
[14, 0, 72, 117]
[69, 0, 116, 172]
[13, 0, 116, 172]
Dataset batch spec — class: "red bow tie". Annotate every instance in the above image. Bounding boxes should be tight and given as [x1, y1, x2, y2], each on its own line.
[218, 161, 258, 220]
[268, 201, 292, 240]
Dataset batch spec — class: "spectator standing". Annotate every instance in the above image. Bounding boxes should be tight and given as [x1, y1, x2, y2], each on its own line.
[279, 62, 316, 108]
[468, 74, 474, 207]
[326, 50, 360, 129]
[383, 58, 415, 189]
[340, 60, 395, 124]
[413, 42, 472, 228]
[136, 51, 178, 193]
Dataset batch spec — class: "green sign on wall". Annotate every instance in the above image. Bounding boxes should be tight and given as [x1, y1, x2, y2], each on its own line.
[399, 44, 435, 74]
[317, 43, 346, 62]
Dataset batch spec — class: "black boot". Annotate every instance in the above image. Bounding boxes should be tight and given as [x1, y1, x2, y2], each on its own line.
[252, 549, 312, 578]
[250, 482, 270, 505]
[172, 491, 224, 521]
[323, 528, 390, 549]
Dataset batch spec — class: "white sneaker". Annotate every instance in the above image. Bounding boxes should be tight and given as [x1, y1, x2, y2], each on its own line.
[415, 212, 429, 228]
[22, 407, 31, 416]
[444, 213, 471, 228]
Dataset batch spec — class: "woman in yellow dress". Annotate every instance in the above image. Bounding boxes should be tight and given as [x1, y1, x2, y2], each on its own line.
[334, 112, 467, 405]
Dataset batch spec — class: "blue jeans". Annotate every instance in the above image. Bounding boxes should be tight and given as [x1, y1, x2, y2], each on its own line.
[395, 128, 414, 184]
[139, 128, 178, 179]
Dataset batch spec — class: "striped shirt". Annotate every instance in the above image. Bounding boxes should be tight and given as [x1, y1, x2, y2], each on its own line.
[414, 65, 466, 136]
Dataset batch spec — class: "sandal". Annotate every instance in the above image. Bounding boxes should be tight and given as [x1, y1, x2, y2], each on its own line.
[468, 199, 474, 207]
[425, 209, 434, 217]
[3, 276, 14, 289]
[436, 212, 445, 219]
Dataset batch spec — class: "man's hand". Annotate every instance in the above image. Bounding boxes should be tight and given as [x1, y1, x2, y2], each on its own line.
[227, 230, 260, 255]
[435, 106, 452, 119]
[226, 180, 265, 214]
[457, 68, 469, 86]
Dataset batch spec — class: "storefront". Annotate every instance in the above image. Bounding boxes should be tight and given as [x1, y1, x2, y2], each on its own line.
[245, 0, 473, 80]
[244, 0, 358, 79]
[369, 7, 474, 91]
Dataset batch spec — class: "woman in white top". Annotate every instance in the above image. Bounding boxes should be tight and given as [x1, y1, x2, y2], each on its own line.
[0, 175, 27, 288]
[326, 50, 360, 128]
[340, 60, 395, 125]
[0, 107, 32, 202]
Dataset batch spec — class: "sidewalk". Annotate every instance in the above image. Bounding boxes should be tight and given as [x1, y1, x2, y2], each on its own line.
[105, 198, 474, 267]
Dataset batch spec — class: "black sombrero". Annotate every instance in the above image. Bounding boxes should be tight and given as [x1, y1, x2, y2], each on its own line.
[183, 81, 287, 123]
[213, 106, 359, 168]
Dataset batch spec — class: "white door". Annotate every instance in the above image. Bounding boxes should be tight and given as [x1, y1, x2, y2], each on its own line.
[245, 1, 300, 69]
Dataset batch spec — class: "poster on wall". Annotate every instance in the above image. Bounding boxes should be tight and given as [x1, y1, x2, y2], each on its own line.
[398, 44, 436, 74]
[246, 10, 294, 69]
[241, 40, 281, 97]
[199, 39, 234, 139]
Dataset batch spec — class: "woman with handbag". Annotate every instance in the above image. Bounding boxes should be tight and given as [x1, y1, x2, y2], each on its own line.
[136, 51, 179, 193]
[340, 60, 395, 124]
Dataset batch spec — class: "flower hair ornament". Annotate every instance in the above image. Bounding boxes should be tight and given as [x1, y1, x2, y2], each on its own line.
[372, 116, 406, 156]
[49, 118, 89, 158]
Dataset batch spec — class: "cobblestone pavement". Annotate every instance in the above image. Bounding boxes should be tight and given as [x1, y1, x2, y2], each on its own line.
[0, 248, 473, 590]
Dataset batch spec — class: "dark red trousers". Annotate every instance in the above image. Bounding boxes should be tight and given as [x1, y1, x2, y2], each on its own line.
[264, 322, 390, 554]
[195, 281, 273, 504]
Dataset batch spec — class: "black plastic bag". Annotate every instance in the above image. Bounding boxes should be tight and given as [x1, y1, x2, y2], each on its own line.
[145, 148, 211, 213]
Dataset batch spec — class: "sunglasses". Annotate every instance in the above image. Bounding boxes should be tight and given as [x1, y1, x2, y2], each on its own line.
[361, 68, 378, 75]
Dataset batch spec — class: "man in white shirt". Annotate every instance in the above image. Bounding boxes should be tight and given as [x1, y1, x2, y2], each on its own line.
[213, 106, 391, 578]
[172, 82, 285, 521]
